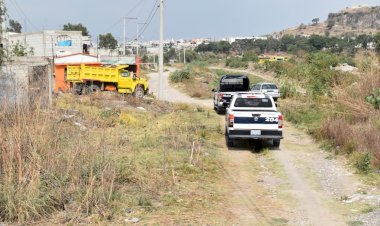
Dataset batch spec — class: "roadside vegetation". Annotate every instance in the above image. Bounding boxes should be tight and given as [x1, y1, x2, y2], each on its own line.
[169, 61, 265, 99]
[265, 51, 380, 173]
[0, 94, 224, 224]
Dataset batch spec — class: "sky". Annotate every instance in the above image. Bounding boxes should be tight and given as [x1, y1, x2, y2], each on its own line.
[5, 0, 380, 42]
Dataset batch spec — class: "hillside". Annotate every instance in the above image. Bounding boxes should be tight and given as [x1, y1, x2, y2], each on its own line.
[274, 5, 380, 37]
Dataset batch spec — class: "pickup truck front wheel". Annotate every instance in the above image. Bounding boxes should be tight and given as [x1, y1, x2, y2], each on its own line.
[273, 139, 281, 148]
[225, 131, 234, 147]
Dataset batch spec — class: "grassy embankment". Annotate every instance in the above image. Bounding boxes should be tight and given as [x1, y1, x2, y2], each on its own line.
[261, 52, 380, 174]
[0, 94, 225, 224]
[169, 61, 266, 99]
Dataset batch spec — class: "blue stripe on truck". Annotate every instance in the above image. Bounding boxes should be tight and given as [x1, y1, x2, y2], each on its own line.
[234, 117, 278, 124]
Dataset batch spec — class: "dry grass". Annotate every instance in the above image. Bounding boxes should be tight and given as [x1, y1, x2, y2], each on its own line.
[279, 52, 380, 169]
[321, 55, 380, 167]
[0, 94, 224, 224]
[172, 71, 217, 99]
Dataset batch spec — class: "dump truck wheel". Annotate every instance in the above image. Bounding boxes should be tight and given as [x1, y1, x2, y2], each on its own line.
[89, 85, 101, 93]
[134, 86, 144, 98]
[83, 85, 100, 94]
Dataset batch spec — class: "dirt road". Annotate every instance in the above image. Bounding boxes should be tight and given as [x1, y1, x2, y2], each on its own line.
[148, 69, 380, 226]
[148, 68, 211, 107]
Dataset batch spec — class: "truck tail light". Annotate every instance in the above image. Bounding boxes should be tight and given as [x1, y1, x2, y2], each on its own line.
[228, 114, 234, 127]
[278, 114, 283, 129]
[219, 93, 224, 100]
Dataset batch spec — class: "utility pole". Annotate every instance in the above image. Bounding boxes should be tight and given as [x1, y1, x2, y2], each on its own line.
[123, 17, 137, 56]
[183, 48, 186, 64]
[49, 36, 54, 107]
[158, 0, 164, 99]
[0, 0, 6, 51]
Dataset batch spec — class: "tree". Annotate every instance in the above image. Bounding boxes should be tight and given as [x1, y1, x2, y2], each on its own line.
[356, 34, 373, 49]
[7, 19, 22, 33]
[312, 18, 320, 25]
[63, 23, 89, 36]
[194, 41, 231, 54]
[10, 41, 33, 56]
[99, 33, 118, 50]
[308, 35, 327, 51]
[164, 47, 176, 63]
[280, 35, 296, 51]
[266, 37, 280, 52]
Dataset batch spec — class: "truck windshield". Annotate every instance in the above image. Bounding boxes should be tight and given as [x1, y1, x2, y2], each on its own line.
[234, 98, 273, 108]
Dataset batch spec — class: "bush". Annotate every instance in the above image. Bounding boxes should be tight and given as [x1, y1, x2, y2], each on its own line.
[225, 57, 248, 68]
[170, 69, 190, 83]
[365, 88, 380, 109]
[352, 152, 372, 174]
[280, 82, 297, 99]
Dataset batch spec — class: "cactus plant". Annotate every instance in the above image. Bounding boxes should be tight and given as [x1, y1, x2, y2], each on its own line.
[365, 88, 380, 109]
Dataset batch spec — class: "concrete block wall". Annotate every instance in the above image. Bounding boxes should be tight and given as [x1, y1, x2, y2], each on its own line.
[8, 31, 84, 57]
[0, 57, 51, 106]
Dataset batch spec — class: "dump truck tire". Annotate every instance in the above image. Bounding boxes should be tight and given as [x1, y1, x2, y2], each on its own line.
[133, 85, 144, 98]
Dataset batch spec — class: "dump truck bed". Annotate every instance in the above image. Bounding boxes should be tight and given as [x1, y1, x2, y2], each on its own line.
[66, 65, 130, 83]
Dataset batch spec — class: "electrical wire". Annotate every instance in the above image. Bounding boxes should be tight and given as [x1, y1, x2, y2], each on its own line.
[8, 0, 41, 31]
[138, 0, 160, 38]
[99, 0, 147, 35]
[99, 17, 123, 35]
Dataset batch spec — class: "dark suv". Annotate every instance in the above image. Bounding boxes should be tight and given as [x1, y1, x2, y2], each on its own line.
[212, 75, 250, 114]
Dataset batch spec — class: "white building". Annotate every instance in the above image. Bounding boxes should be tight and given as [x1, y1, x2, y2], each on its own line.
[227, 36, 268, 44]
[6, 30, 92, 57]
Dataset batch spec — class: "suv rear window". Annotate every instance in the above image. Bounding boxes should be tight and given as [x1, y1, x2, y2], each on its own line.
[262, 84, 278, 89]
[252, 84, 261, 91]
[234, 98, 273, 108]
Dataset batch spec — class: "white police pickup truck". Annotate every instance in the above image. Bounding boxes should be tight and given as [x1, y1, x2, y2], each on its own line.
[225, 93, 283, 148]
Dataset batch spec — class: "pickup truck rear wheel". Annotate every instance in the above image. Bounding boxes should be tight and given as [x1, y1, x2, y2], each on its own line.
[216, 107, 224, 114]
[273, 139, 281, 148]
[225, 131, 234, 147]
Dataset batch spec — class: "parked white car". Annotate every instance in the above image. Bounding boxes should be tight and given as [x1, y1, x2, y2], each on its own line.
[251, 83, 280, 101]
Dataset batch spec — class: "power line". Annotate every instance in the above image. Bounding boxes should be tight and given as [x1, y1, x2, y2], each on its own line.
[99, 0, 146, 35]
[126, 0, 147, 17]
[8, 0, 40, 31]
[99, 17, 123, 35]
[138, 0, 159, 37]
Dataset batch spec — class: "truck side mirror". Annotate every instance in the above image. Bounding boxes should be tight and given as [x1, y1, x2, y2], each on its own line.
[133, 73, 136, 80]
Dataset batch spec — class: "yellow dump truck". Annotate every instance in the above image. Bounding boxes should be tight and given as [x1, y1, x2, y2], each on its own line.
[258, 55, 288, 64]
[66, 64, 149, 97]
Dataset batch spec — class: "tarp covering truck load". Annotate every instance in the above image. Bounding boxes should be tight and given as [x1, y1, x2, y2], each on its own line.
[66, 64, 149, 97]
